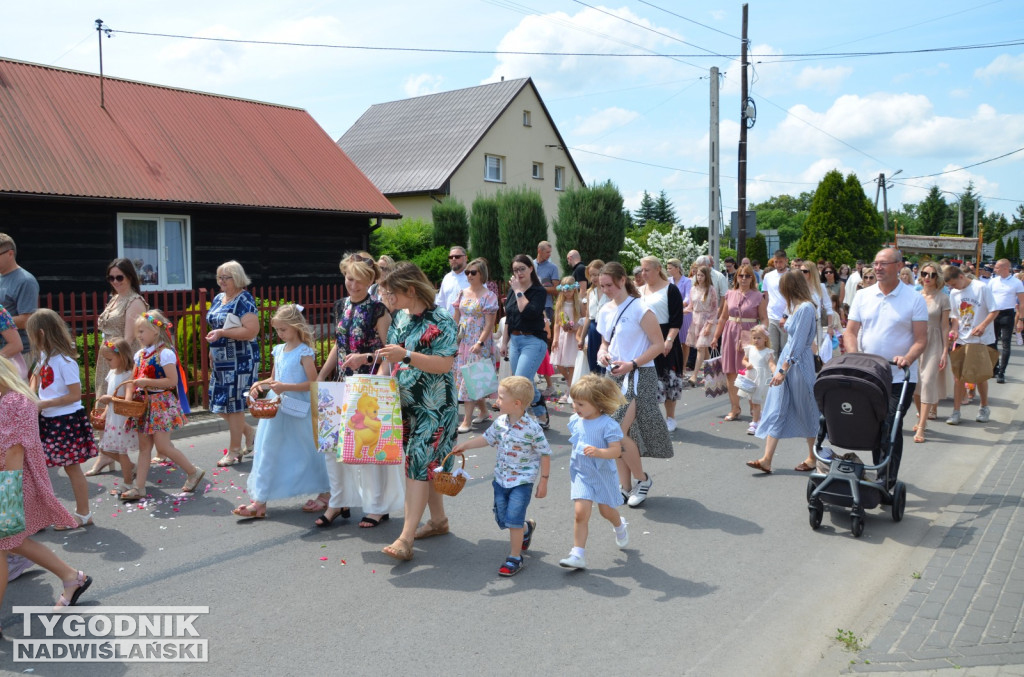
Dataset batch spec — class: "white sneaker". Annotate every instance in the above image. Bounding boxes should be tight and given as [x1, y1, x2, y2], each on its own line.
[747, 422, 758, 435]
[613, 519, 629, 548]
[976, 406, 990, 423]
[559, 553, 587, 569]
[946, 410, 961, 426]
[627, 474, 652, 507]
[665, 417, 677, 432]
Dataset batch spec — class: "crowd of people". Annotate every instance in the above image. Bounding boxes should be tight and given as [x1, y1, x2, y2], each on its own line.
[1, 229, 1023, 623]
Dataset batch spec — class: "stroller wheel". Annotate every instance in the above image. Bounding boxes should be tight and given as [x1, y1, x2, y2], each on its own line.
[808, 502, 823, 530]
[891, 481, 907, 523]
[850, 515, 865, 538]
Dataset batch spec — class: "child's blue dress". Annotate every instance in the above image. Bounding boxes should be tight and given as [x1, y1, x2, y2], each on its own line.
[568, 413, 625, 506]
[247, 344, 329, 502]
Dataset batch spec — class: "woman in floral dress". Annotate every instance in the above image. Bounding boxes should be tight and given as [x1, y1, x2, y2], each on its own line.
[376, 262, 459, 562]
[308, 254, 404, 529]
[685, 266, 719, 386]
[452, 258, 498, 433]
[205, 260, 260, 466]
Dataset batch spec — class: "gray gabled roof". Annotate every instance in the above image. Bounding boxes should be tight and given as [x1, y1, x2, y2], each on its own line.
[338, 77, 580, 196]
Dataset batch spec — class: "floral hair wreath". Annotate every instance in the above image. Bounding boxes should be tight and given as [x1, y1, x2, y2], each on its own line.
[102, 339, 119, 353]
[557, 282, 580, 292]
[142, 311, 173, 330]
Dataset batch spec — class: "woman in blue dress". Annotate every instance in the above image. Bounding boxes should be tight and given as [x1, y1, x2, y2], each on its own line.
[205, 260, 260, 466]
[746, 270, 819, 474]
[233, 305, 329, 518]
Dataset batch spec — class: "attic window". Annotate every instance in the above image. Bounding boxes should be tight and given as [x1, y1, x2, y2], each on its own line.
[554, 166, 565, 191]
[485, 154, 505, 183]
[532, 162, 543, 180]
[523, 110, 532, 126]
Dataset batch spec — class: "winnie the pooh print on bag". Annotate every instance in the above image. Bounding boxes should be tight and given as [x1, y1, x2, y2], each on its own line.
[349, 392, 382, 458]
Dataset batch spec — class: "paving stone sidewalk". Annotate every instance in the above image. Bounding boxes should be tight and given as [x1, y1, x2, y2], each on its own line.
[853, 422, 1024, 674]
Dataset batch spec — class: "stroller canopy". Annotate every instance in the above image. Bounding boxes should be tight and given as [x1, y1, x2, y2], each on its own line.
[814, 353, 893, 451]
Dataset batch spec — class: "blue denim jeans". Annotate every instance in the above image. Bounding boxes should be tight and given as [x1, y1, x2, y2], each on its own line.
[509, 333, 547, 416]
[493, 481, 534, 529]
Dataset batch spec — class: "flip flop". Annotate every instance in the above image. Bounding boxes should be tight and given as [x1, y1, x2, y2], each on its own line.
[794, 462, 815, 472]
[745, 459, 772, 474]
[301, 495, 330, 513]
[359, 514, 390, 528]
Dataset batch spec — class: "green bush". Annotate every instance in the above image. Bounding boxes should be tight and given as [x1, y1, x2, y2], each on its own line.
[469, 194, 502, 281]
[747, 233, 768, 265]
[431, 197, 469, 250]
[553, 180, 629, 265]
[370, 218, 433, 262]
[497, 187, 548, 269]
[412, 246, 451, 286]
[74, 332, 100, 396]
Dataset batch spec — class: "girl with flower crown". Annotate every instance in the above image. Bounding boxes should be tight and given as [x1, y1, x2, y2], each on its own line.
[118, 310, 204, 500]
[551, 276, 582, 403]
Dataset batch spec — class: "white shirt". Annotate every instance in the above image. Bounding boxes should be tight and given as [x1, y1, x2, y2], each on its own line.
[37, 352, 84, 417]
[989, 273, 1024, 311]
[848, 282, 928, 382]
[949, 279, 997, 345]
[763, 269, 786, 321]
[596, 297, 655, 367]
[435, 270, 469, 315]
[845, 271, 862, 305]
[710, 268, 728, 301]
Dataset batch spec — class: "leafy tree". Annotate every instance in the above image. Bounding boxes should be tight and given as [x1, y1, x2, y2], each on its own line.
[751, 192, 813, 251]
[797, 169, 883, 264]
[916, 186, 951, 236]
[746, 232, 767, 265]
[369, 218, 433, 261]
[889, 205, 921, 235]
[995, 237, 1006, 260]
[412, 246, 450, 286]
[431, 197, 469, 249]
[497, 187, 548, 271]
[469, 194, 502, 280]
[958, 180, 985, 239]
[688, 226, 709, 247]
[552, 180, 630, 266]
[651, 190, 677, 225]
[619, 223, 707, 272]
[1007, 236, 1020, 261]
[633, 191, 656, 227]
[1012, 203, 1024, 229]
[985, 212, 1011, 245]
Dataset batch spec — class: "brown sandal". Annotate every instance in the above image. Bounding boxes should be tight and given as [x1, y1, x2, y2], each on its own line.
[382, 537, 414, 561]
[745, 459, 772, 474]
[414, 518, 449, 539]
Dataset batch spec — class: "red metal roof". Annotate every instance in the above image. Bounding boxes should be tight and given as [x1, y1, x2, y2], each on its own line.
[0, 58, 398, 216]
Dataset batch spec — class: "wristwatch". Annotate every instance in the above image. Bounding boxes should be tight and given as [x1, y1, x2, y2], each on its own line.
[402, 349, 413, 365]
[516, 291, 524, 298]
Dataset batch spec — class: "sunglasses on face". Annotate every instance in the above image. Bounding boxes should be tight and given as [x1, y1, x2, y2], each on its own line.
[920, 271, 937, 279]
[825, 270, 835, 275]
[448, 254, 465, 260]
[107, 274, 126, 282]
[800, 269, 811, 274]
[465, 269, 479, 276]
[862, 275, 876, 280]
[736, 274, 752, 279]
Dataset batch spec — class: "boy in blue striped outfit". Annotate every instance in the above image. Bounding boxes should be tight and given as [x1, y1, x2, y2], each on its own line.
[453, 376, 550, 577]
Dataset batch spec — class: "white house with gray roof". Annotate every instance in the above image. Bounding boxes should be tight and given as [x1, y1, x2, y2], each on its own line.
[337, 77, 585, 235]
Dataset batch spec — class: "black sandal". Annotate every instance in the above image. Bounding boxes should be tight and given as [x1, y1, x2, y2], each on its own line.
[358, 514, 389, 528]
[536, 401, 550, 429]
[314, 507, 350, 528]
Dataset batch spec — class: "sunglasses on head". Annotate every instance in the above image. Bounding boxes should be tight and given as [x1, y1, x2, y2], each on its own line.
[107, 274, 125, 282]
[465, 269, 479, 276]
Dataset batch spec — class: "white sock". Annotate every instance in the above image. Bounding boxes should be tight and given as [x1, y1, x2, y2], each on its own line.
[615, 518, 628, 534]
[570, 546, 585, 558]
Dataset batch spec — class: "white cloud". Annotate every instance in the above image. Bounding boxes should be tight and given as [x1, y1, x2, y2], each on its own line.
[572, 107, 640, 136]
[403, 74, 444, 97]
[949, 88, 971, 99]
[794, 66, 853, 93]
[975, 54, 1024, 83]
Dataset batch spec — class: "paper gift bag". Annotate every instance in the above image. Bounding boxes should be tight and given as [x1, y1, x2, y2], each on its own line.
[460, 359, 499, 401]
[703, 355, 728, 399]
[339, 374, 403, 465]
[950, 343, 999, 384]
[0, 470, 27, 539]
[311, 381, 347, 457]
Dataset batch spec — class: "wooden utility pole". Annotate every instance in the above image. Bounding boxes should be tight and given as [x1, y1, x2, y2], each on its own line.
[737, 3, 749, 259]
[709, 66, 720, 265]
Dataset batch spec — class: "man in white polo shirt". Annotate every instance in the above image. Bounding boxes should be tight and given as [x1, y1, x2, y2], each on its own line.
[435, 246, 469, 315]
[989, 258, 1024, 383]
[844, 247, 927, 483]
[762, 250, 789, 360]
[944, 265, 999, 425]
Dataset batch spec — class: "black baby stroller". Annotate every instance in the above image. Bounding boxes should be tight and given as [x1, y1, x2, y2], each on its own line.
[806, 353, 909, 538]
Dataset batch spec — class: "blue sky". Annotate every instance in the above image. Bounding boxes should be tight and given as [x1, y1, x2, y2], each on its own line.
[3, 1, 1023, 227]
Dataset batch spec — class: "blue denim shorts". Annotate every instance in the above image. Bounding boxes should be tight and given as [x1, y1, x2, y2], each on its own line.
[492, 481, 533, 530]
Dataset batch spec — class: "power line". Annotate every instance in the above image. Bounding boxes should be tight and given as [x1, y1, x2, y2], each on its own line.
[898, 147, 1024, 180]
[105, 27, 1024, 60]
[815, 1, 1003, 52]
[635, 0, 741, 41]
[566, 147, 820, 185]
[568, 0, 730, 59]
[890, 179, 1023, 205]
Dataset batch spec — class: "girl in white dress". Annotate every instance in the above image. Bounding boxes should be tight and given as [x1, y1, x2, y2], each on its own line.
[94, 338, 138, 494]
[741, 326, 776, 435]
[551, 277, 581, 402]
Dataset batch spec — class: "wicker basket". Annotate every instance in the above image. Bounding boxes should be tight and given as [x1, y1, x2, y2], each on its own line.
[432, 451, 467, 497]
[111, 381, 147, 419]
[247, 391, 280, 419]
[89, 408, 106, 431]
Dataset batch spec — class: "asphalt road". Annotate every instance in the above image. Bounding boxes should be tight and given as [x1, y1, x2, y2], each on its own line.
[2, 359, 1021, 677]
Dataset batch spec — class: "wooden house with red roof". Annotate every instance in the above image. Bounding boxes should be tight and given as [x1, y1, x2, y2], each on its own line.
[0, 58, 399, 294]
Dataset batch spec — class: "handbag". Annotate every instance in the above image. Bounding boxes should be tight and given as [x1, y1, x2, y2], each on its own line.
[703, 351, 728, 398]
[460, 359, 499, 401]
[311, 381, 347, 456]
[278, 394, 311, 418]
[0, 470, 27, 539]
[338, 372, 403, 465]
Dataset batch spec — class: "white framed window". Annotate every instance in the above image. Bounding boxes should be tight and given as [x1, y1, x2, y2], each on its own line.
[554, 166, 565, 191]
[484, 154, 505, 183]
[523, 110, 532, 127]
[117, 213, 192, 291]
[532, 162, 543, 180]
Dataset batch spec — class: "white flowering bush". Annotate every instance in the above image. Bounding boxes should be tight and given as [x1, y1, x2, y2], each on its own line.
[620, 225, 707, 271]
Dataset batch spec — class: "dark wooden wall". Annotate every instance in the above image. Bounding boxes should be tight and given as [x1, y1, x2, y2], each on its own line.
[0, 197, 375, 294]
